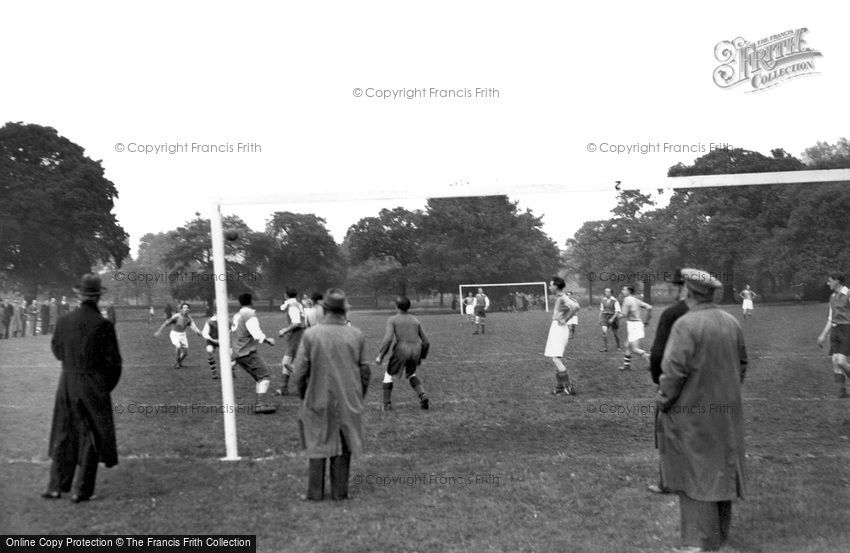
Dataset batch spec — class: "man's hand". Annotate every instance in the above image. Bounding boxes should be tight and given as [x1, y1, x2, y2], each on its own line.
[264, 338, 275, 347]
[817, 334, 825, 348]
[375, 356, 382, 364]
[654, 392, 670, 413]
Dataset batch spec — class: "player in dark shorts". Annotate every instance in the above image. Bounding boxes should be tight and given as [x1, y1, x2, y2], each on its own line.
[201, 314, 235, 380]
[599, 287, 621, 352]
[817, 272, 850, 398]
[276, 288, 305, 396]
[473, 288, 489, 335]
[376, 296, 431, 411]
[232, 293, 277, 413]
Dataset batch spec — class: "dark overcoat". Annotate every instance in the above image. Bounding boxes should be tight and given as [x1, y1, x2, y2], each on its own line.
[49, 300, 122, 466]
[656, 303, 747, 501]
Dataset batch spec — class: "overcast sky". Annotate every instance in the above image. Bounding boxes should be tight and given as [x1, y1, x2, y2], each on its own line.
[3, 1, 848, 254]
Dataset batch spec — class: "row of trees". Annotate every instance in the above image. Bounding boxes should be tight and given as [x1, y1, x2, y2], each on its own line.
[563, 141, 850, 303]
[109, 196, 561, 311]
[2, 122, 848, 307]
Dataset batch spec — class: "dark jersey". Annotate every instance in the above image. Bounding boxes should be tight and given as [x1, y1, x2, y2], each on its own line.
[169, 313, 194, 332]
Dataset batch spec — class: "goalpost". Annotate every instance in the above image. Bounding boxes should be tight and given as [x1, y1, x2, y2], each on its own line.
[458, 282, 549, 313]
[209, 167, 850, 460]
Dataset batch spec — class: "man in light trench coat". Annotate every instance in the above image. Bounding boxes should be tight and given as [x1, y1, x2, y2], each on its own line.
[291, 288, 370, 501]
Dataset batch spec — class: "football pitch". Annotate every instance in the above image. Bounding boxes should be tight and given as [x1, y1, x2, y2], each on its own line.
[1, 304, 848, 553]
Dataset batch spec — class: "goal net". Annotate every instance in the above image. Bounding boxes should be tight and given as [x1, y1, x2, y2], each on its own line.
[458, 282, 549, 313]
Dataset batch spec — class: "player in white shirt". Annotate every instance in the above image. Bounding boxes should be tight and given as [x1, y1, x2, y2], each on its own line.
[618, 286, 652, 371]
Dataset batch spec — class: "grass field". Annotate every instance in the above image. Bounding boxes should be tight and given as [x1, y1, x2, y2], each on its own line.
[1, 304, 849, 552]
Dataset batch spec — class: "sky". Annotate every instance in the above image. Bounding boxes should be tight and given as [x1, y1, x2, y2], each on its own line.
[2, 1, 848, 254]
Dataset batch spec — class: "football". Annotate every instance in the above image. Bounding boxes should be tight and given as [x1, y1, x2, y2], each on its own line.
[224, 229, 239, 241]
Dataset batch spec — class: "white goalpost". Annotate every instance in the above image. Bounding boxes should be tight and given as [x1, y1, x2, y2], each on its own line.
[458, 282, 550, 312]
[209, 167, 850, 460]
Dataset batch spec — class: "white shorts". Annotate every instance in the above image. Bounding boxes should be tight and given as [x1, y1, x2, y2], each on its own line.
[626, 321, 644, 343]
[742, 299, 754, 310]
[544, 321, 570, 357]
[465, 305, 474, 315]
[170, 330, 188, 349]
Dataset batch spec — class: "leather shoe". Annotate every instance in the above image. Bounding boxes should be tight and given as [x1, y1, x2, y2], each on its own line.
[41, 491, 61, 499]
[70, 494, 92, 503]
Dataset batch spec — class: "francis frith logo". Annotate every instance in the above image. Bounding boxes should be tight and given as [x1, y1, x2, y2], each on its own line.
[713, 28, 822, 92]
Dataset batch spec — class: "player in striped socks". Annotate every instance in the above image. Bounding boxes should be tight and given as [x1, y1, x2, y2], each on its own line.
[545, 277, 580, 395]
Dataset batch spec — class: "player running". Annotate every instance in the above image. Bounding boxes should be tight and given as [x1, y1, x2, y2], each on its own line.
[231, 293, 277, 414]
[277, 288, 306, 396]
[376, 296, 431, 411]
[599, 287, 621, 352]
[201, 313, 236, 380]
[618, 285, 652, 371]
[154, 303, 203, 369]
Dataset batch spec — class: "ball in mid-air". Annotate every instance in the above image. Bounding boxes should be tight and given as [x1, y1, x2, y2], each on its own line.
[224, 229, 239, 241]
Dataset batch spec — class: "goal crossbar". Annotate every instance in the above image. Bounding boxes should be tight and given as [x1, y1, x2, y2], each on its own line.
[458, 282, 549, 312]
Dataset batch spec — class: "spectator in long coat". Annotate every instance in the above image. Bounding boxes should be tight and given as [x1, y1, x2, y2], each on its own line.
[646, 269, 689, 494]
[1, 299, 11, 338]
[43, 274, 122, 502]
[291, 289, 370, 501]
[48, 298, 58, 333]
[656, 268, 747, 551]
[12, 300, 25, 337]
[40, 300, 51, 335]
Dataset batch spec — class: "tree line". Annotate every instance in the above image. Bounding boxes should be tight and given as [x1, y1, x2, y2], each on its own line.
[111, 196, 561, 311]
[563, 141, 850, 304]
[2, 122, 848, 307]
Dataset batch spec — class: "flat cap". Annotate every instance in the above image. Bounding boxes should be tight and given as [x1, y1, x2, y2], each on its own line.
[681, 268, 723, 296]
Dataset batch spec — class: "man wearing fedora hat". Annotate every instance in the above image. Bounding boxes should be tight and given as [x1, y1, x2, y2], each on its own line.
[43, 273, 122, 503]
[656, 268, 748, 551]
[646, 269, 689, 495]
[291, 288, 370, 500]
